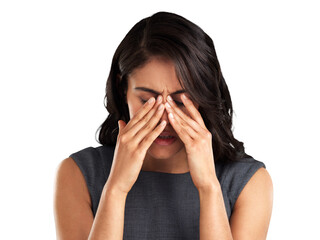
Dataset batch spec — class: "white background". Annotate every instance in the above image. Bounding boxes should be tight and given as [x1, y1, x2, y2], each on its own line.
[1, 0, 319, 239]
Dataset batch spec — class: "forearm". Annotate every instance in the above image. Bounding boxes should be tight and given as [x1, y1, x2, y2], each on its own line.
[88, 184, 127, 240]
[198, 182, 233, 240]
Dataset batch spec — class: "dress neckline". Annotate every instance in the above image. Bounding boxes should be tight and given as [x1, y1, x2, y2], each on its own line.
[140, 169, 190, 175]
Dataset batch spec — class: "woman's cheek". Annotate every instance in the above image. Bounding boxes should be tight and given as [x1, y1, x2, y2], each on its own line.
[182, 108, 191, 117]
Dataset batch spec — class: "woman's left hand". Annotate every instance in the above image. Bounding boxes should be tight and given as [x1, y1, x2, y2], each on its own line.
[165, 93, 220, 192]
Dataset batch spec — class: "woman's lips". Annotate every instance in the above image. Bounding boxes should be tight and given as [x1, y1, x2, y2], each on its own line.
[154, 136, 177, 145]
[159, 130, 175, 137]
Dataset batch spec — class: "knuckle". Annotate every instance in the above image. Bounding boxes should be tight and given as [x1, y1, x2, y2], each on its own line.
[144, 105, 151, 111]
[144, 123, 153, 132]
[141, 115, 149, 124]
[180, 121, 186, 128]
[205, 131, 212, 139]
[199, 138, 207, 145]
[119, 134, 128, 144]
[181, 129, 188, 137]
[143, 134, 152, 144]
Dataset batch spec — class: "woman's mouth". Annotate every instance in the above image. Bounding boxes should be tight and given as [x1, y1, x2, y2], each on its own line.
[154, 134, 177, 145]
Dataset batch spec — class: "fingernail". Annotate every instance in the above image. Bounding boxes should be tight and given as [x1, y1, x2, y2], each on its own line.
[157, 95, 162, 103]
[148, 97, 155, 104]
[165, 102, 171, 108]
[158, 104, 164, 111]
[167, 95, 173, 101]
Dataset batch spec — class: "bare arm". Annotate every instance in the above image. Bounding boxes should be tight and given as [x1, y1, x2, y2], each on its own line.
[198, 179, 233, 240]
[199, 168, 273, 240]
[54, 97, 166, 239]
[229, 168, 273, 239]
[88, 183, 127, 239]
[54, 157, 127, 240]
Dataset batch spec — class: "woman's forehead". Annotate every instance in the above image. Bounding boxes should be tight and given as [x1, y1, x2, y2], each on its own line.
[133, 86, 186, 96]
[129, 78, 184, 94]
[128, 58, 183, 92]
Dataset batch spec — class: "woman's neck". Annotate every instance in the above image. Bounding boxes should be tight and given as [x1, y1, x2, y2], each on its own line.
[141, 147, 189, 174]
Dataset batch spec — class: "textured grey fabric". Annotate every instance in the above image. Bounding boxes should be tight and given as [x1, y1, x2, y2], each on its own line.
[69, 144, 266, 239]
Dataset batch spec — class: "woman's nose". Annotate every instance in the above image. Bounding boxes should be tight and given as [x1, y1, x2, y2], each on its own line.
[159, 95, 170, 122]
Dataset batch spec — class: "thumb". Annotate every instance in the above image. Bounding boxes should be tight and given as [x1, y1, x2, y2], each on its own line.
[118, 120, 126, 132]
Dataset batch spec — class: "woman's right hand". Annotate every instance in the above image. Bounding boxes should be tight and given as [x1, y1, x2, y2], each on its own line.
[104, 95, 166, 195]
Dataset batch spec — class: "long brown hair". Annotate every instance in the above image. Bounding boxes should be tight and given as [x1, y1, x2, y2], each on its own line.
[95, 11, 252, 163]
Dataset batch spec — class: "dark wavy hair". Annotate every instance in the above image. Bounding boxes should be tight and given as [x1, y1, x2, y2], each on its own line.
[95, 11, 252, 163]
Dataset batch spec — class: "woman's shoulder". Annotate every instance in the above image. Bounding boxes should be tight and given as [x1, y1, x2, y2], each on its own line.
[215, 156, 267, 209]
[67, 144, 116, 216]
[215, 156, 266, 181]
[68, 144, 116, 177]
[216, 157, 266, 178]
[68, 144, 116, 169]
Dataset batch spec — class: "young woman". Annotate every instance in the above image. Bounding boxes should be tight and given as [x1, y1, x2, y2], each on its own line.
[54, 11, 273, 240]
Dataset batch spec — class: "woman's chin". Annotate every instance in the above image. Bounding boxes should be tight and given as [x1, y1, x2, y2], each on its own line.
[147, 140, 183, 159]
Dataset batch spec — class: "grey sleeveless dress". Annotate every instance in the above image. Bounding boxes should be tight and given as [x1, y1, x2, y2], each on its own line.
[69, 144, 266, 239]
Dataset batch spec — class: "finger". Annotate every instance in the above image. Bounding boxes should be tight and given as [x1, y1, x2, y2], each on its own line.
[166, 105, 198, 142]
[139, 119, 167, 150]
[166, 95, 203, 134]
[181, 94, 206, 129]
[123, 96, 156, 133]
[127, 95, 163, 138]
[117, 120, 125, 133]
[134, 102, 166, 146]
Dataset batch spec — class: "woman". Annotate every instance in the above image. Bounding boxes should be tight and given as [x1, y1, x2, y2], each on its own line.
[54, 11, 273, 239]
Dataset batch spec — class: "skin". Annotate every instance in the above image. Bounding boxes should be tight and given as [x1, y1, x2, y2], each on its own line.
[54, 55, 273, 239]
[126, 56, 199, 174]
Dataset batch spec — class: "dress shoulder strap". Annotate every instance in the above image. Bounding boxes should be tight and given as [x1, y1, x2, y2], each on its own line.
[216, 157, 266, 214]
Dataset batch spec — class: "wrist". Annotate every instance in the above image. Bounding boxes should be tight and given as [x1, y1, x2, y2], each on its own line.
[197, 179, 221, 196]
[103, 182, 128, 199]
